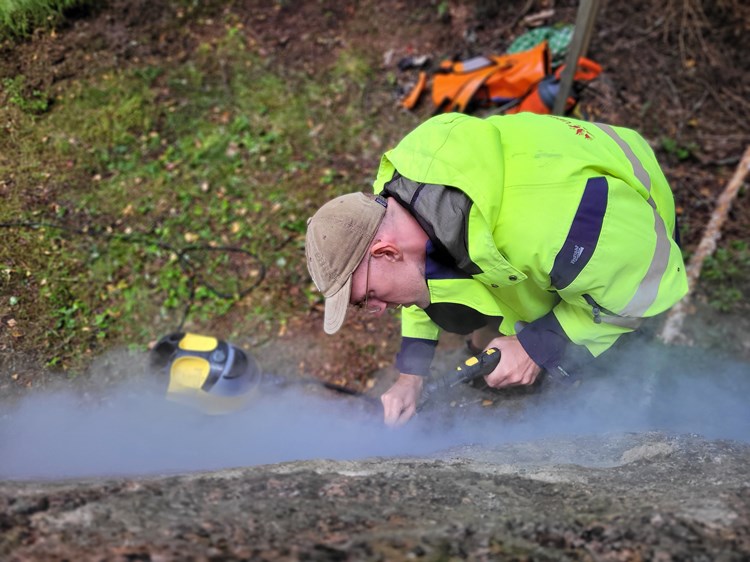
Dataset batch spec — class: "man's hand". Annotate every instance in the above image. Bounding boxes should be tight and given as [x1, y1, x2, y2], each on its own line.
[381, 373, 424, 427]
[484, 336, 542, 387]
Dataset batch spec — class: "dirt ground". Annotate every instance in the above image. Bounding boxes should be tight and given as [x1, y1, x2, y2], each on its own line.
[2, 0, 750, 387]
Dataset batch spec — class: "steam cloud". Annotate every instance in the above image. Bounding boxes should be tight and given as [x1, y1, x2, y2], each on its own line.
[1, 340, 748, 480]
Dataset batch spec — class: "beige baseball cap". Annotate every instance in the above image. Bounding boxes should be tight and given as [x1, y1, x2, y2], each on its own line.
[305, 193, 387, 334]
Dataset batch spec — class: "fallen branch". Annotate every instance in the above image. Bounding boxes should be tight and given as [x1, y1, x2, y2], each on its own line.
[659, 145, 750, 345]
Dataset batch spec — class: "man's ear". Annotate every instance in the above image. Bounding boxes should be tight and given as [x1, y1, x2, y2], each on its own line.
[371, 240, 402, 262]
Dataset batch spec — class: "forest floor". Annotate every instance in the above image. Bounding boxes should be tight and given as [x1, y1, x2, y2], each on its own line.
[1, 0, 749, 410]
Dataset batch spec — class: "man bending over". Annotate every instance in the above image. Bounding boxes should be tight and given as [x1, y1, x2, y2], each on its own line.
[305, 113, 688, 426]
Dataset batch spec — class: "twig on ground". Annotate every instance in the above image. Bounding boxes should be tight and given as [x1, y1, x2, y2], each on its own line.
[700, 82, 750, 132]
[510, 0, 536, 29]
[662, 0, 714, 66]
[659, 146, 750, 345]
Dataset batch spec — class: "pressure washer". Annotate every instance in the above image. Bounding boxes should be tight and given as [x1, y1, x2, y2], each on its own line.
[150, 332, 503, 417]
[150, 332, 262, 415]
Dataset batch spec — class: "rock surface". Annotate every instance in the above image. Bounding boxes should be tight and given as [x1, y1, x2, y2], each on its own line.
[2, 339, 750, 560]
[2, 432, 749, 561]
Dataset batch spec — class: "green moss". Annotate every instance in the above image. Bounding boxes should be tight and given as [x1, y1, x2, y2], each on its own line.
[1, 22, 381, 371]
[701, 240, 750, 313]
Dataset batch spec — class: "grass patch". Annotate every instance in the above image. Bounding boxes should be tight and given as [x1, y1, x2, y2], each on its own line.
[0, 21, 382, 372]
[0, 0, 94, 39]
[2, 74, 49, 113]
[701, 240, 750, 313]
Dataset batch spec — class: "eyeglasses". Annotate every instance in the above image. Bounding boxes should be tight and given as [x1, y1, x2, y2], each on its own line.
[353, 250, 375, 312]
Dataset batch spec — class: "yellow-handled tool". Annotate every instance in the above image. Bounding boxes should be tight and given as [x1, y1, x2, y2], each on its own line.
[417, 347, 502, 414]
[451, 347, 501, 387]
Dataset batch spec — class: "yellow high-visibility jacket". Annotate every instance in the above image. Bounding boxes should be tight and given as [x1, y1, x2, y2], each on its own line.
[373, 112, 688, 377]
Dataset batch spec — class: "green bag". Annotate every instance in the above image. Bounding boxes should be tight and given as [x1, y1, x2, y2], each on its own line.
[507, 24, 574, 67]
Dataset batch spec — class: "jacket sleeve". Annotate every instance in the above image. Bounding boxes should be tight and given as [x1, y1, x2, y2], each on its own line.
[395, 306, 441, 377]
[517, 299, 635, 377]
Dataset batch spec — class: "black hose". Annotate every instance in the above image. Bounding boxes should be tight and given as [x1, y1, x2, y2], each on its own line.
[0, 219, 266, 331]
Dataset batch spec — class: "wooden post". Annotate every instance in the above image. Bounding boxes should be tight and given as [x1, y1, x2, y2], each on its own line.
[553, 0, 602, 115]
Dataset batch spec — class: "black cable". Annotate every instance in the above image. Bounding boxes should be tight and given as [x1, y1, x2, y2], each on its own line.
[0, 219, 266, 332]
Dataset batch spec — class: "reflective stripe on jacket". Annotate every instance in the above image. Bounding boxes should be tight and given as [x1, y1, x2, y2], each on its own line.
[373, 112, 688, 376]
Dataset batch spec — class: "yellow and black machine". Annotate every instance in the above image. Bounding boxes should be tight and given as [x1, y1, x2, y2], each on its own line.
[150, 332, 261, 415]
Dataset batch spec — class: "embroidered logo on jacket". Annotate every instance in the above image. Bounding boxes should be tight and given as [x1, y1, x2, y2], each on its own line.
[571, 245, 585, 264]
[551, 116, 593, 140]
